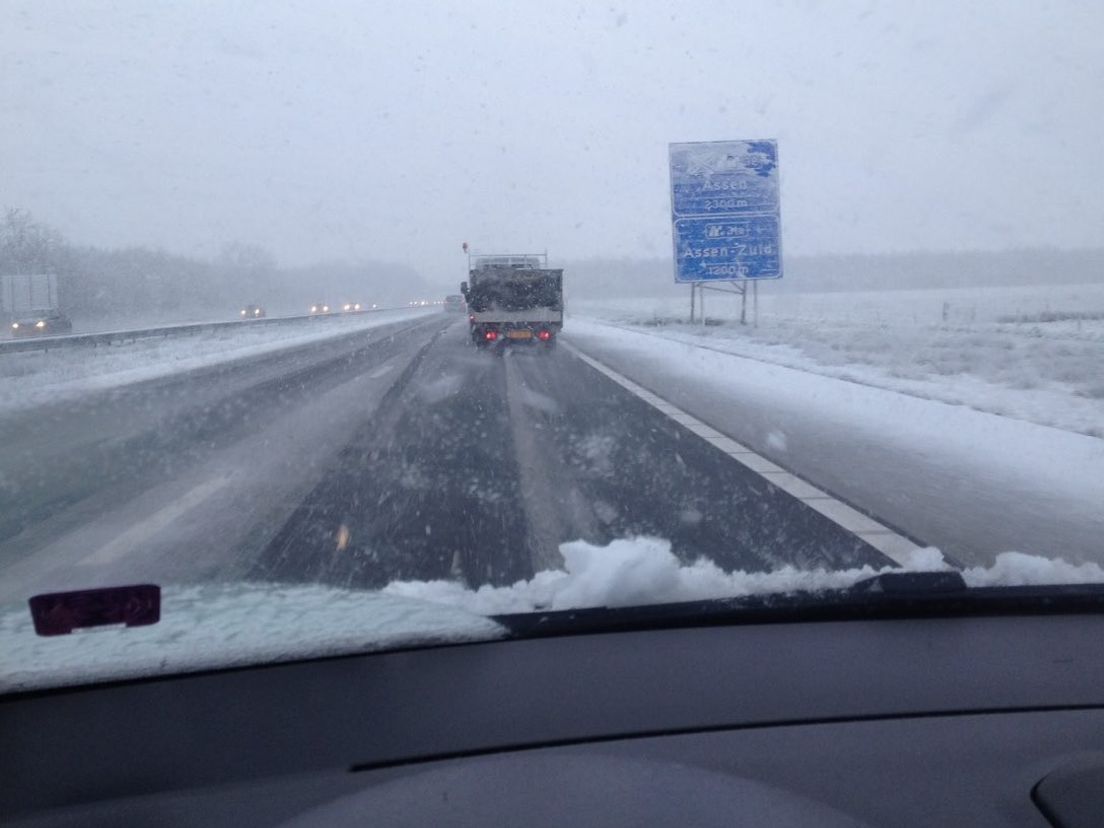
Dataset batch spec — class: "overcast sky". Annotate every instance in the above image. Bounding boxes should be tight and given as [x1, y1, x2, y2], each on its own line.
[3, 0, 1102, 282]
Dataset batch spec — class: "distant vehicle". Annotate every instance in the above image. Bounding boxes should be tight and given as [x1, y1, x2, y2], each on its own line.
[444, 294, 465, 313]
[341, 302, 362, 312]
[309, 303, 330, 315]
[461, 251, 563, 348]
[240, 304, 266, 319]
[3, 274, 70, 335]
[2, 273, 58, 316]
[10, 308, 73, 337]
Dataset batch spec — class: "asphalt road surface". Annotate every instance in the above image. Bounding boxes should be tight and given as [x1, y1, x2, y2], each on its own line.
[0, 315, 887, 603]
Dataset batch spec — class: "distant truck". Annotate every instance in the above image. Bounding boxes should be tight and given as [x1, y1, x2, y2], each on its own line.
[2, 273, 71, 337]
[461, 253, 563, 348]
[443, 294, 466, 313]
[11, 307, 72, 337]
[3, 273, 59, 318]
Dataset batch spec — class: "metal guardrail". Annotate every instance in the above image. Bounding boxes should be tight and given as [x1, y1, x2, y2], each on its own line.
[0, 306, 424, 355]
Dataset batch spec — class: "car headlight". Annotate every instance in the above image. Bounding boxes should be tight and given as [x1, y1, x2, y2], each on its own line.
[241, 309, 247, 315]
[35, 320, 46, 328]
[254, 309, 261, 315]
[322, 305, 329, 312]
[11, 322, 19, 329]
[311, 306, 318, 313]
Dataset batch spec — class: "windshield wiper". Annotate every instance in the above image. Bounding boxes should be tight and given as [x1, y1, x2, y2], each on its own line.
[849, 570, 966, 595]
[492, 571, 1104, 640]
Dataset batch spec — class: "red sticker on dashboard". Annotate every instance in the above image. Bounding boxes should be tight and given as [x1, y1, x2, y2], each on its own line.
[28, 584, 161, 636]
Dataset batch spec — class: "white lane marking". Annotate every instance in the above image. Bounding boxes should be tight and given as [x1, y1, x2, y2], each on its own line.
[81, 476, 234, 566]
[562, 342, 922, 567]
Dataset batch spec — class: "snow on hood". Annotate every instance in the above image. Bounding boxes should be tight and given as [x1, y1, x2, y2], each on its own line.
[0, 582, 505, 693]
[384, 537, 1104, 615]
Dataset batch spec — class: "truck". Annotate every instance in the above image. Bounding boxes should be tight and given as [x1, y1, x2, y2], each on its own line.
[2, 273, 58, 317]
[2, 273, 72, 337]
[460, 253, 563, 348]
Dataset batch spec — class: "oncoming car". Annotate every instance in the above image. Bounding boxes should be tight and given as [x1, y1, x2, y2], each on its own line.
[10, 308, 73, 337]
[240, 304, 266, 319]
[309, 303, 330, 315]
[342, 302, 362, 312]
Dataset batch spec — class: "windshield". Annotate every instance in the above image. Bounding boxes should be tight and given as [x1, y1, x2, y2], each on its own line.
[1, 1, 1102, 691]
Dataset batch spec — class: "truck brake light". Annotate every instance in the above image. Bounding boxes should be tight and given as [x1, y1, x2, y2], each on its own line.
[538, 330, 552, 341]
[484, 330, 498, 342]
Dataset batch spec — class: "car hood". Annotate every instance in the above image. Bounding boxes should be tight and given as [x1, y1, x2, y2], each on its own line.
[0, 581, 506, 694]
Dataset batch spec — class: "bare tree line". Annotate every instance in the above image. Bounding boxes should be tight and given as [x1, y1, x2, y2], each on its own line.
[0, 208, 431, 325]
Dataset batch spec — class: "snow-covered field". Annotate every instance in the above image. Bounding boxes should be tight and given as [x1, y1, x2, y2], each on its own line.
[574, 283, 1104, 437]
[0, 308, 435, 412]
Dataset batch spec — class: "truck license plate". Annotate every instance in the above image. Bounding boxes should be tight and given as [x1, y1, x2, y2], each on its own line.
[507, 330, 532, 340]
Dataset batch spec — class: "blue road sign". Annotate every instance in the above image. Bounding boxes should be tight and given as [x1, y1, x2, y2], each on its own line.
[670, 139, 782, 283]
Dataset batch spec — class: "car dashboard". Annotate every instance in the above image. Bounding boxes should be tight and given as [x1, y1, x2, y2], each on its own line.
[4, 613, 1104, 827]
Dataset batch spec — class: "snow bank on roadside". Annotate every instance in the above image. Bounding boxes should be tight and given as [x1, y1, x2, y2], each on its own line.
[385, 537, 1104, 615]
[562, 319, 1104, 548]
[573, 284, 1104, 437]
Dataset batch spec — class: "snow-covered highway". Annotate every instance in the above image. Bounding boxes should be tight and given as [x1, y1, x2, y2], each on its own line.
[1, 311, 1101, 610]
